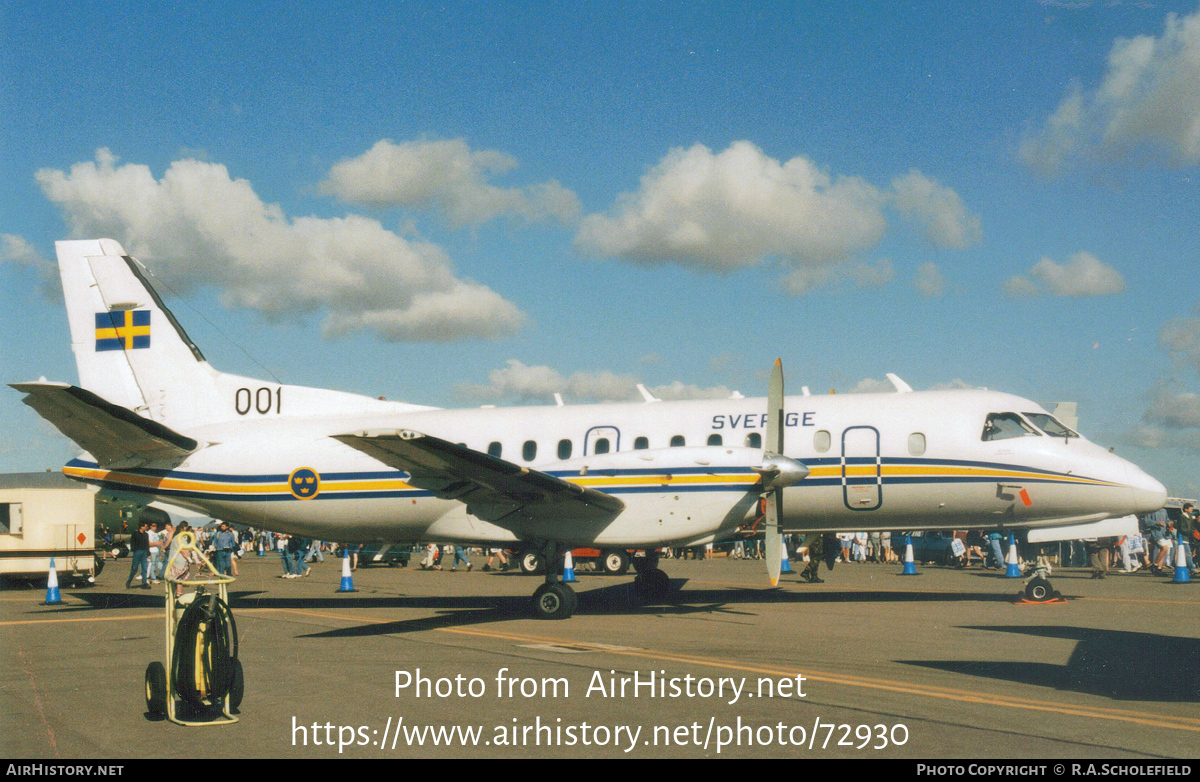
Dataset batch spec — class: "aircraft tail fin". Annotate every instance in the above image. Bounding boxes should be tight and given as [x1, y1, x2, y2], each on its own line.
[56, 239, 226, 428]
[54, 239, 441, 430]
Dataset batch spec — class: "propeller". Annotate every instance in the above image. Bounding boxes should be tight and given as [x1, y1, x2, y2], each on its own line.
[757, 359, 809, 585]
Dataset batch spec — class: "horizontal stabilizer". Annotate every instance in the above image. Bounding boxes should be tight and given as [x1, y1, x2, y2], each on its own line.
[10, 381, 198, 468]
[333, 429, 624, 526]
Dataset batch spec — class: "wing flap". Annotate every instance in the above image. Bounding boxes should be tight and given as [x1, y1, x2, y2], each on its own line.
[11, 381, 198, 468]
[332, 429, 625, 525]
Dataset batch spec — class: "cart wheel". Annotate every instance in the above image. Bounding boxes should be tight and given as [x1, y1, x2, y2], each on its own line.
[229, 658, 245, 711]
[145, 661, 168, 717]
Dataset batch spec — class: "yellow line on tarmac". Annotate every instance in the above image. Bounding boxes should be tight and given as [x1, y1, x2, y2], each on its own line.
[438, 626, 1200, 734]
[0, 613, 160, 627]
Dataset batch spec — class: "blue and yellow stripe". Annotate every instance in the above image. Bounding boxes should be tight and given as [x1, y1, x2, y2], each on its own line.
[63, 456, 1123, 504]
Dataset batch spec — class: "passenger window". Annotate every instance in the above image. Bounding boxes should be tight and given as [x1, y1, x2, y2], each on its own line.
[670, 435, 685, 447]
[1023, 413, 1078, 438]
[557, 439, 572, 460]
[745, 432, 762, 448]
[594, 438, 610, 455]
[707, 434, 723, 446]
[982, 413, 1039, 441]
[908, 432, 926, 456]
[634, 436, 649, 450]
[813, 430, 831, 453]
[522, 440, 537, 461]
[487, 442, 502, 457]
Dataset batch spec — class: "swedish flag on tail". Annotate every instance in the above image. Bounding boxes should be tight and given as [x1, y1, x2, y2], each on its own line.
[95, 309, 151, 351]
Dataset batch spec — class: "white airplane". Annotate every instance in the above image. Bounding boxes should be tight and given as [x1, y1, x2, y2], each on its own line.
[12, 239, 1167, 618]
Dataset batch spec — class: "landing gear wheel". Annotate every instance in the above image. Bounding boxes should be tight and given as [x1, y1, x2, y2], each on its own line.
[145, 661, 168, 717]
[519, 549, 543, 575]
[1024, 576, 1054, 602]
[601, 549, 630, 575]
[633, 568, 672, 603]
[531, 583, 576, 619]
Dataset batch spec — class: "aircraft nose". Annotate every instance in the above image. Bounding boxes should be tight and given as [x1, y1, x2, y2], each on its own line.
[1126, 463, 1168, 515]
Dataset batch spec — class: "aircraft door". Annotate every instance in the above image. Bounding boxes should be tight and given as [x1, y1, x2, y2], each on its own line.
[584, 426, 620, 455]
[841, 426, 882, 511]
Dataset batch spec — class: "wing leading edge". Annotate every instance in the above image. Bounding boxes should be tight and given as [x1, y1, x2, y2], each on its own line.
[332, 429, 625, 527]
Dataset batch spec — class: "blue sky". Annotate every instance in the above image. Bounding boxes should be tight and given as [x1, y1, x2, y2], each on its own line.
[3, 1, 1200, 495]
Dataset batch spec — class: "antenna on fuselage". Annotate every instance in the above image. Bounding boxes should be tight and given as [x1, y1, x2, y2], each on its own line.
[636, 384, 661, 403]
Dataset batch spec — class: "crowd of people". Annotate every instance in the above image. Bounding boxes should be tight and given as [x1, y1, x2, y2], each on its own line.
[116, 503, 1200, 589]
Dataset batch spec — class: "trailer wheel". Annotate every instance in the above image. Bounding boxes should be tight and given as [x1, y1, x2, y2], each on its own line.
[519, 549, 543, 574]
[229, 659, 245, 711]
[601, 549, 630, 575]
[145, 661, 168, 717]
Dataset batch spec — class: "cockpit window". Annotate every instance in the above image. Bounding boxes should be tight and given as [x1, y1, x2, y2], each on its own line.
[982, 412, 1040, 441]
[1023, 413, 1078, 438]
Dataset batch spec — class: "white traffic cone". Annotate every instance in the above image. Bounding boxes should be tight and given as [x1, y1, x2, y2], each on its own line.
[1005, 533, 1022, 578]
[336, 549, 358, 592]
[44, 557, 63, 605]
[563, 550, 576, 583]
[901, 536, 919, 575]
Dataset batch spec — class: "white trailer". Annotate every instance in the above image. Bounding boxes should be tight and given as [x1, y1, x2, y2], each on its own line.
[0, 472, 97, 585]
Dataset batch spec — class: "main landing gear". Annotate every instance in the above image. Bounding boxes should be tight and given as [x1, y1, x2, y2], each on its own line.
[530, 543, 577, 620]
[526, 546, 675, 619]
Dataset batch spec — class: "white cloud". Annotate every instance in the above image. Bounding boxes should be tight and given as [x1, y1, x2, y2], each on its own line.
[1160, 313, 1200, 372]
[575, 142, 978, 294]
[914, 261, 947, 298]
[647, 381, 735, 401]
[1002, 251, 1126, 297]
[576, 141, 888, 271]
[929, 379, 982, 390]
[1126, 424, 1200, 452]
[891, 171, 983, 249]
[847, 258, 896, 289]
[2, 233, 60, 300]
[456, 359, 734, 403]
[456, 360, 637, 403]
[36, 149, 525, 342]
[1021, 8, 1200, 170]
[1144, 388, 1200, 429]
[847, 378, 895, 394]
[319, 139, 581, 227]
[1, 234, 45, 266]
[781, 258, 895, 295]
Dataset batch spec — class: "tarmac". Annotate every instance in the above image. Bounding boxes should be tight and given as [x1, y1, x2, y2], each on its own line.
[2, 552, 1197, 759]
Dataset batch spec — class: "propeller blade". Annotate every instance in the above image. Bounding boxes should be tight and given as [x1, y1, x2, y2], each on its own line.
[767, 358, 784, 454]
[765, 358, 784, 586]
[765, 491, 782, 586]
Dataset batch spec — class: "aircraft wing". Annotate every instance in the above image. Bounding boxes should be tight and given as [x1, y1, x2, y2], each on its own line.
[332, 429, 625, 526]
[10, 381, 199, 468]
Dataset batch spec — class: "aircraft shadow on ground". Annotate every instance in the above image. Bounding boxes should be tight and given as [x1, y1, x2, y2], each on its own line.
[900, 626, 1200, 703]
[58, 582, 1035, 642]
[181, 581, 1011, 639]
